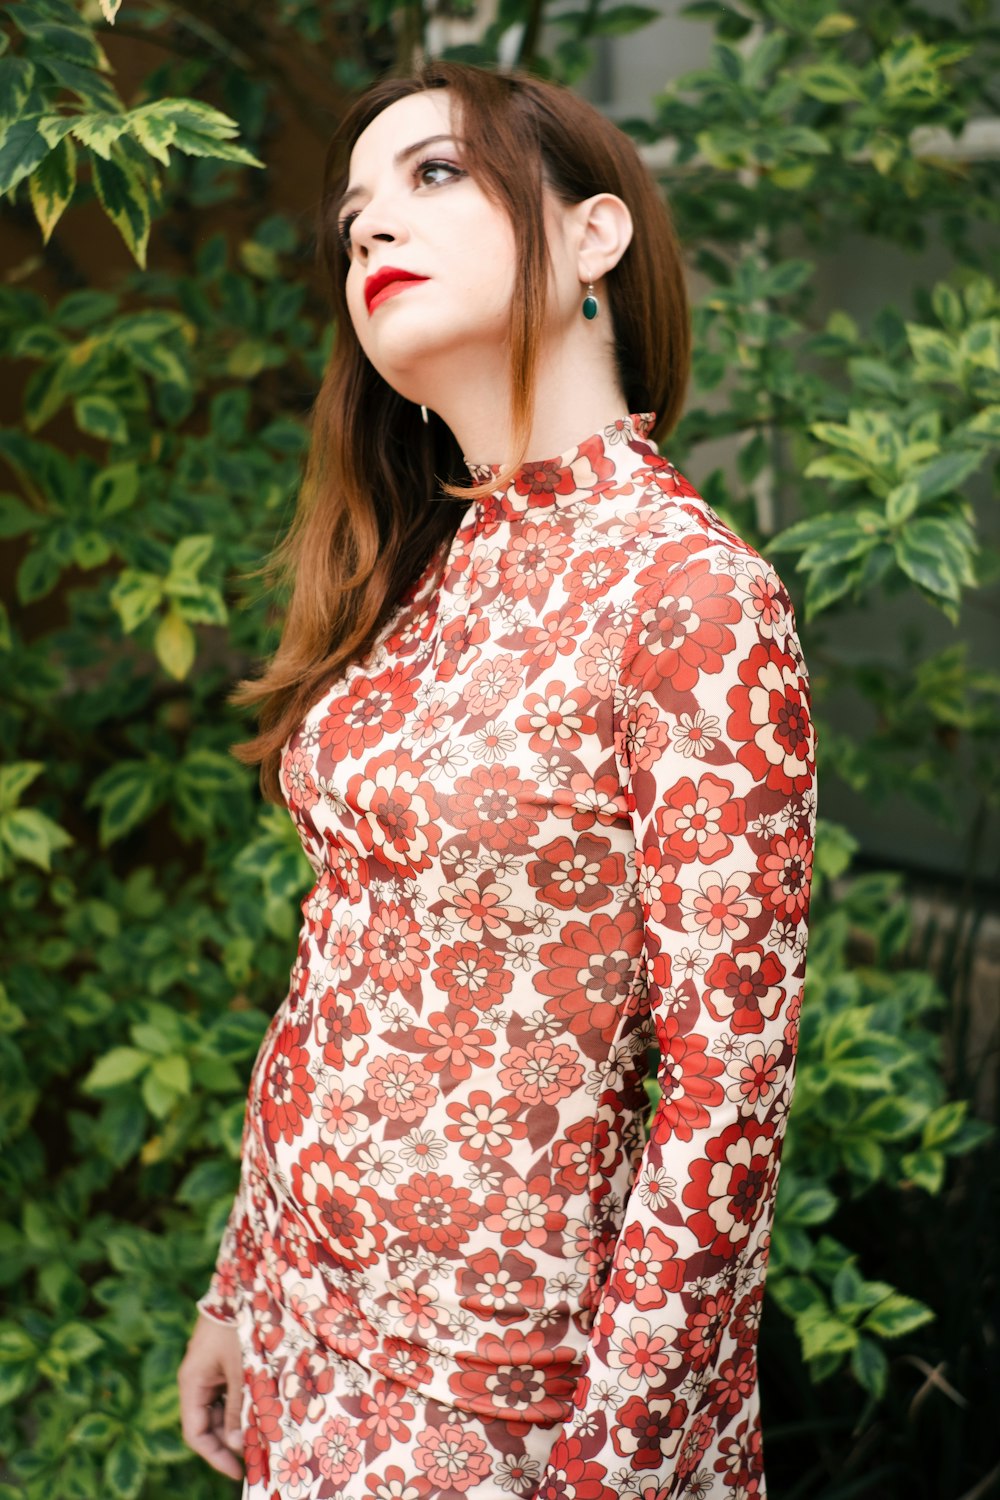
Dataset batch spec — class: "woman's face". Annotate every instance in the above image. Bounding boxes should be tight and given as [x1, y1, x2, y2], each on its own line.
[338, 89, 521, 396]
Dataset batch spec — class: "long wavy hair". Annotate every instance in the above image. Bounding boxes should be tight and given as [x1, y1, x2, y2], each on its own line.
[230, 59, 691, 802]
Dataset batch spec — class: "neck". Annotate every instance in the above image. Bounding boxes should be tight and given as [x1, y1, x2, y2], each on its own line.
[405, 314, 629, 468]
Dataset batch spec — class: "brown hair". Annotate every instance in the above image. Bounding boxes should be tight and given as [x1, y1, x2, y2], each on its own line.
[230, 59, 691, 802]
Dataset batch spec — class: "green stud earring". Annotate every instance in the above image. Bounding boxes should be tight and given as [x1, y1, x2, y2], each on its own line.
[582, 281, 599, 320]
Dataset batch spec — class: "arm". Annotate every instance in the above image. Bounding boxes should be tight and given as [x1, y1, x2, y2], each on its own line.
[196, 1174, 248, 1326]
[534, 540, 817, 1499]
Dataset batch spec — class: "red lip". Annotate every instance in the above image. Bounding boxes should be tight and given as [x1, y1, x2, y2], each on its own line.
[365, 267, 429, 312]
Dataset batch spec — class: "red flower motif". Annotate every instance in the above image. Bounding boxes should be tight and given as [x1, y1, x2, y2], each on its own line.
[448, 1325, 579, 1424]
[727, 638, 815, 795]
[537, 912, 644, 1048]
[290, 1144, 386, 1269]
[605, 1223, 686, 1309]
[627, 554, 744, 695]
[527, 831, 626, 910]
[393, 1171, 477, 1253]
[683, 1119, 780, 1257]
[346, 750, 441, 874]
[258, 1019, 315, 1145]
[654, 771, 747, 866]
[457, 1246, 546, 1324]
[704, 945, 788, 1034]
[651, 1015, 725, 1142]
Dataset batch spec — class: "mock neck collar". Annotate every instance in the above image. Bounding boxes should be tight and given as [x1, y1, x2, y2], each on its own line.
[460, 411, 659, 518]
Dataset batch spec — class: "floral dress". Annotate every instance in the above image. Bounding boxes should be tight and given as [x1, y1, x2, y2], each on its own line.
[197, 411, 817, 1500]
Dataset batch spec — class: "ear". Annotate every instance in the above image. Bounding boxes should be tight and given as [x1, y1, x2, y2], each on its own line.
[574, 193, 634, 283]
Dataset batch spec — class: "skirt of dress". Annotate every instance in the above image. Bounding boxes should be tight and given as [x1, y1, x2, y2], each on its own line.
[237, 1307, 563, 1500]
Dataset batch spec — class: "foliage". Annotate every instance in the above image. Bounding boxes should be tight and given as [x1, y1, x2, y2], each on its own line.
[0, 0, 996, 1497]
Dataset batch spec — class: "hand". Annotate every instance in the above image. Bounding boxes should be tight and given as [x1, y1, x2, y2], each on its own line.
[178, 1311, 245, 1480]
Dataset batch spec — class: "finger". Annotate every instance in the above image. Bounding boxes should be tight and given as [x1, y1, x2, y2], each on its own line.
[179, 1366, 244, 1480]
[223, 1354, 244, 1456]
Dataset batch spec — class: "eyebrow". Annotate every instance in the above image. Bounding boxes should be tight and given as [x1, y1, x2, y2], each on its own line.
[335, 134, 460, 218]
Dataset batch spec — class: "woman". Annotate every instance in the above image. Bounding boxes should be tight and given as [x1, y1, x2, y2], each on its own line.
[178, 58, 817, 1500]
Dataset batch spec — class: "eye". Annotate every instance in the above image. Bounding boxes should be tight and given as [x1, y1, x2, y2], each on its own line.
[337, 158, 465, 254]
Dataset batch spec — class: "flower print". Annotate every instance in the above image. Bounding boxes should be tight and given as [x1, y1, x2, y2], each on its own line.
[393, 1172, 477, 1254]
[500, 522, 573, 601]
[527, 832, 626, 911]
[566, 766, 630, 826]
[536, 911, 644, 1048]
[413, 1418, 492, 1491]
[464, 1161, 504, 1195]
[683, 1120, 781, 1258]
[355, 1146, 401, 1182]
[654, 772, 747, 866]
[518, 603, 586, 673]
[423, 737, 473, 779]
[362, 902, 431, 994]
[322, 915, 365, 974]
[282, 743, 320, 811]
[517, 679, 596, 754]
[431, 940, 514, 1010]
[448, 1326, 578, 1421]
[472, 717, 518, 763]
[628, 552, 744, 694]
[400, 1129, 449, 1169]
[726, 1040, 787, 1113]
[704, 944, 788, 1034]
[346, 750, 442, 876]
[603, 1315, 682, 1389]
[649, 1016, 726, 1144]
[364, 1053, 436, 1123]
[484, 1173, 568, 1248]
[316, 985, 370, 1070]
[317, 665, 419, 758]
[707, 1349, 756, 1421]
[259, 1020, 316, 1146]
[272, 1437, 314, 1494]
[407, 1008, 496, 1084]
[681, 868, 762, 949]
[314, 1080, 365, 1145]
[498, 1038, 584, 1107]
[358, 1384, 417, 1454]
[618, 695, 672, 779]
[444, 1089, 526, 1161]
[451, 763, 544, 850]
[385, 1272, 446, 1337]
[604, 1224, 686, 1311]
[409, 686, 461, 743]
[754, 823, 814, 925]
[495, 1450, 543, 1494]
[578, 620, 630, 699]
[458, 1246, 546, 1324]
[313, 1413, 362, 1485]
[569, 547, 630, 605]
[678, 1288, 735, 1371]
[462, 652, 524, 718]
[610, 1390, 688, 1467]
[480, 848, 522, 878]
[290, 1146, 387, 1269]
[727, 637, 815, 796]
[437, 872, 526, 941]
[635, 1166, 677, 1208]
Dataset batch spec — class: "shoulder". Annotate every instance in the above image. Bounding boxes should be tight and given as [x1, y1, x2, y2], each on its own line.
[598, 462, 807, 681]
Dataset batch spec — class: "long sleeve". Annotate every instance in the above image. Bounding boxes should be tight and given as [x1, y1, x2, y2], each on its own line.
[533, 538, 817, 1499]
[196, 1173, 248, 1326]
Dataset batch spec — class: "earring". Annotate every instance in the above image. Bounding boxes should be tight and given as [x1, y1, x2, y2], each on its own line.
[420, 404, 429, 424]
[582, 281, 599, 320]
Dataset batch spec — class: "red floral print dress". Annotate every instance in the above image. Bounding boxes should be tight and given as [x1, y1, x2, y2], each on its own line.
[198, 411, 817, 1499]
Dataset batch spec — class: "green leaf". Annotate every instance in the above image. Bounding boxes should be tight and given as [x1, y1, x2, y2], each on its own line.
[0, 808, 73, 871]
[0, 116, 52, 197]
[0, 762, 44, 809]
[797, 63, 866, 102]
[49, 1322, 103, 1362]
[91, 460, 139, 516]
[110, 570, 163, 633]
[921, 1099, 968, 1149]
[900, 1147, 945, 1193]
[69, 1413, 124, 1446]
[150, 1052, 191, 1095]
[850, 1336, 888, 1398]
[86, 760, 166, 847]
[29, 133, 76, 241]
[104, 1431, 146, 1500]
[73, 394, 128, 444]
[591, 5, 661, 35]
[91, 144, 151, 267]
[16, 544, 62, 604]
[800, 1315, 858, 1360]
[0, 493, 40, 538]
[81, 1047, 149, 1091]
[168, 533, 214, 579]
[154, 608, 196, 680]
[862, 1293, 935, 1339]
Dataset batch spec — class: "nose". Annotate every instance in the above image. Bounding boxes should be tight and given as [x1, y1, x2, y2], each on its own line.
[351, 197, 407, 260]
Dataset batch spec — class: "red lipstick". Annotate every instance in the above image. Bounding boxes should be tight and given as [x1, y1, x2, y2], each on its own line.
[365, 266, 429, 314]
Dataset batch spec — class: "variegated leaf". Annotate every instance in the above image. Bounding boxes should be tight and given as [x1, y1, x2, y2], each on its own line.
[91, 144, 151, 266]
[29, 134, 76, 242]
